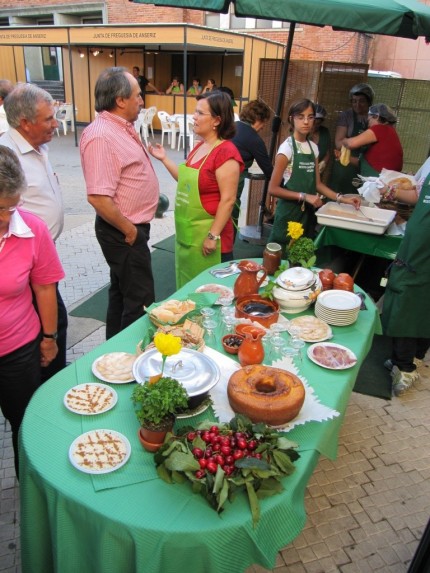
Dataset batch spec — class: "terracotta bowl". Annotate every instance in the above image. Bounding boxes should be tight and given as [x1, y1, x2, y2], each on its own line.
[222, 334, 245, 355]
[235, 294, 280, 328]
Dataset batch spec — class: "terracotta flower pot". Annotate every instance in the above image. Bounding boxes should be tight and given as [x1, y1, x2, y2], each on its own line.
[138, 416, 174, 452]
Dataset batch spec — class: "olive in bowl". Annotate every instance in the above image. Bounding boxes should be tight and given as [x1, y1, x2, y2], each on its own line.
[222, 334, 245, 355]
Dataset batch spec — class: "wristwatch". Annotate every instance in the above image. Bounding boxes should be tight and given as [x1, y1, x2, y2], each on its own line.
[207, 232, 221, 241]
[42, 332, 58, 340]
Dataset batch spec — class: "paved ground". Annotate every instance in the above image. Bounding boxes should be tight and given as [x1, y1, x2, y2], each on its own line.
[1, 130, 430, 573]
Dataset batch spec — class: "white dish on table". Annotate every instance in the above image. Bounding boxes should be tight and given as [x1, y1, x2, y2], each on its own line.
[92, 352, 136, 384]
[307, 342, 357, 370]
[288, 316, 332, 343]
[64, 383, 117, 415]
[316, 202, 396, 235]
[317, 290, 361, 311]
[69, 429, 131, 474]
[195, 284, 234, 304]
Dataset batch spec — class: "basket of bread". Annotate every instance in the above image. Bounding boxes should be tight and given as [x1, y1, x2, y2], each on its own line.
[148, 299, 196, 328]
[137, 319, 205, 354]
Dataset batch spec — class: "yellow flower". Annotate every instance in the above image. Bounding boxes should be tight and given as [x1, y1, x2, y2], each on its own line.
[154, 332, 182, 357]
[287, 221, 304, 241]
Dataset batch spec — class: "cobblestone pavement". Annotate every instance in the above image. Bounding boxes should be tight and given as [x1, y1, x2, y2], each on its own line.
[1, 131, 429, 573]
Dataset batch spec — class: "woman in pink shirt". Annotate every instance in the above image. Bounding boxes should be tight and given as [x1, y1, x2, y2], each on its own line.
[0, 145, 64, 477]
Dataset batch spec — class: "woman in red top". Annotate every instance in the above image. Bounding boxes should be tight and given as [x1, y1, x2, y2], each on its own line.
[342, 103, 403, 177]
[149, 91, 243, 287]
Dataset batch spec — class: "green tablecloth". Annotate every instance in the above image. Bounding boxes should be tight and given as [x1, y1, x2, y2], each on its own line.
[315, 226, 402, 260]
[20, 261, 381, 573]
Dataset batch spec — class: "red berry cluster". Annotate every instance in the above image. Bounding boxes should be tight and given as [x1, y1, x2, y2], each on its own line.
[188, 425, 262, 479]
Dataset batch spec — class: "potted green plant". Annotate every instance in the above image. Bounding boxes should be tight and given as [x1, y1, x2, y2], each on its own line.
[286, 221, 316, 268]
[132, 333, 188, 452]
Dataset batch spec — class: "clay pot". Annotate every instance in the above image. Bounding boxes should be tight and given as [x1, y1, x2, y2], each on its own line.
[233, 260, 267, 298]
[222, 334, 245, 355]
[319, 268, 335, 291]
[235, 294, 280, 328]
[333, 273, 354, 292]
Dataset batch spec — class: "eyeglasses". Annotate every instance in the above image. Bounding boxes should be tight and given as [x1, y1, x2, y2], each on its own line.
[194, 110, 212, 117]
[0, 200, 23, 214]
[293, 114, 315, 122]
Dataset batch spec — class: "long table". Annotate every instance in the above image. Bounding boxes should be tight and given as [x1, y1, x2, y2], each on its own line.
[20, 261, 381, 573]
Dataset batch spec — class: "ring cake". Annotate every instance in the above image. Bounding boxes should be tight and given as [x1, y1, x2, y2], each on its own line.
[227, 364, 305, 426]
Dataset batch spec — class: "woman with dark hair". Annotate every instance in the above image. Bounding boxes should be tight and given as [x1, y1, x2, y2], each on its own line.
[268, 98, 360, 245]
[341, 103, 403, 177]
[310, 104, 331, 175]
[149, 91, 244, 287]
[204, 79, 216, 93]
[231, 100, 273, 237]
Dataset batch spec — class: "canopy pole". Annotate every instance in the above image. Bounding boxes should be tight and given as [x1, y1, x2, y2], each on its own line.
[256, 21, 296, 235]
[66, 30, 79, 147]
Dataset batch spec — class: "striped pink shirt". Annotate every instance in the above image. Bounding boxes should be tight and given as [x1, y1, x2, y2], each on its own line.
[80, 111, 159, 223]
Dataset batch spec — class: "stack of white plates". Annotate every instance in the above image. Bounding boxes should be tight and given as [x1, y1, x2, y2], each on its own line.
[315, 290, 361, 326]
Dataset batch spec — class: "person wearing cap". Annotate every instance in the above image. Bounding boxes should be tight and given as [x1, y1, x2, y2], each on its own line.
[310, 104, 331, 176]
[330, 83, 374, 193]
[341, 103, 403, 177]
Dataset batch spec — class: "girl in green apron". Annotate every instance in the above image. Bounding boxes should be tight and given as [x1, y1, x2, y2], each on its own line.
[268, 98, 360, 247]
[380, 165, 430, 396]
[148, 91, 243, 288]
[341, 103, 403, 178]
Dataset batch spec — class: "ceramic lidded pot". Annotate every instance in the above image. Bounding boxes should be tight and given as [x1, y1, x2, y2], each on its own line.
[235, 294, 280, 328]
[272, 267, 321, 314]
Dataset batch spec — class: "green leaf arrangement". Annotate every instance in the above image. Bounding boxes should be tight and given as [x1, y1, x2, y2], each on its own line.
[154, 415, 300, 526]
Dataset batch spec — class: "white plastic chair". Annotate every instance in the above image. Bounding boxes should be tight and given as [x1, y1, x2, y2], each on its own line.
[55, 104, 76, 135]
[158, 111, 175, 146]
[177, 116, 194, 151]
[142, 106, 157, 139]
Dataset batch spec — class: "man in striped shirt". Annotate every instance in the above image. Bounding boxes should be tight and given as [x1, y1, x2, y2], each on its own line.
[80, 67, 160, 339]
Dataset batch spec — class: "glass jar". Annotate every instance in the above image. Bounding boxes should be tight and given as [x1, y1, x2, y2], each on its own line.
[263, 242, 282, 275]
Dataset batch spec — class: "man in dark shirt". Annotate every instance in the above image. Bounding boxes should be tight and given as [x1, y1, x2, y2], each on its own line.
[132, 66, 160, 105]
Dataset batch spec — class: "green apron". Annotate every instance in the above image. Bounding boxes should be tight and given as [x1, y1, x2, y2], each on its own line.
[268, 137, 317, 244]
[175, 145, 221, 289]
[329, 111, 364, 194]
[382, 172, 430, 338]
[359, 154, 379, 178]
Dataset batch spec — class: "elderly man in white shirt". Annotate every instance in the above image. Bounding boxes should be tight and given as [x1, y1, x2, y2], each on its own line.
[0, 83, 67, 382]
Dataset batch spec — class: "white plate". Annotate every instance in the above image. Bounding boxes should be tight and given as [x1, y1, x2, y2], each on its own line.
[317, 290, 361, 310]
[69, 429, 131, 474]
[195, 284, 234, 304]
[64, 383, 118, 415]
[307, 342, 358, 370]
[176, 400, 211, 419]
[92, 353, 136, 384]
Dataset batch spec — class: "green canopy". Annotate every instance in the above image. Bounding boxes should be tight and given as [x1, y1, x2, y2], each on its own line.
[131, 0, 430, 40]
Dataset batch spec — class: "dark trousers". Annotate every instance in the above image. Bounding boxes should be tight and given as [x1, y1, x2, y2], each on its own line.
[392, 337, 430, 372]
[0, 337, 41, 478]
[32, 284, 68, 382]
[95, 216, 155, 339]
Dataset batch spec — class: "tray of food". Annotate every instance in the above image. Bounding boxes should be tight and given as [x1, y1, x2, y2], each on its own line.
[316, 202, 396, 235]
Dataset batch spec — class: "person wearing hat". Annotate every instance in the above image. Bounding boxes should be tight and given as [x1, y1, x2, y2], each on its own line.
[329, 83, 374, 193]
[341, 103, 403, 177]
[310, 104, 331, 176]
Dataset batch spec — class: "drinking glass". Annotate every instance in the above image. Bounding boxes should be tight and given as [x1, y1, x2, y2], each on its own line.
[290, 338, 305, 363]
[270, 334, 287, 363]
[201, 306, 215, 319]
[203, 318, 218, 343]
